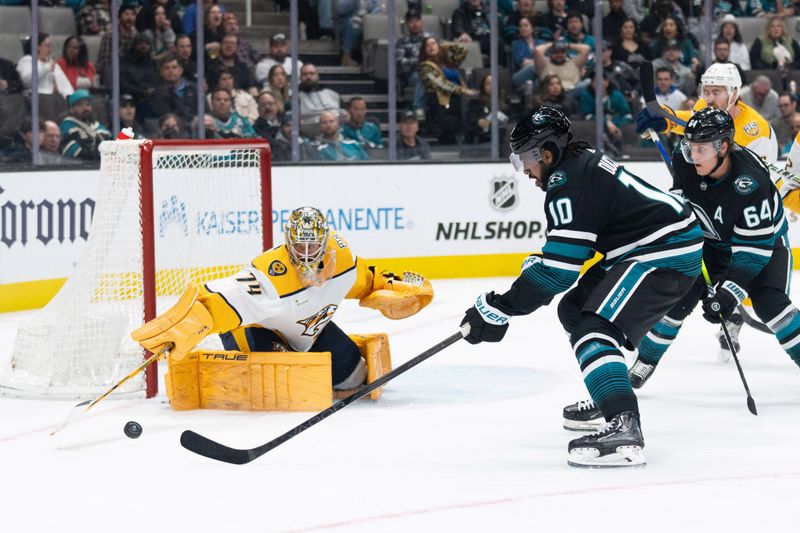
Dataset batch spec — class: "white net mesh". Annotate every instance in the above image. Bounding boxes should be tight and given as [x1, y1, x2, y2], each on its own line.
[0, 140, 268, 399]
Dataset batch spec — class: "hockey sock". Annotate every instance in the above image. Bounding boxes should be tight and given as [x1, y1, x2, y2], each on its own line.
[767, 306, 800, 368]
[573, 332, 638, 418]
[636, 316, 683, 365]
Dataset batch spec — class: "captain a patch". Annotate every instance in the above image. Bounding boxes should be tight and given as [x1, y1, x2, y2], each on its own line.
[733, 175, 757, 195]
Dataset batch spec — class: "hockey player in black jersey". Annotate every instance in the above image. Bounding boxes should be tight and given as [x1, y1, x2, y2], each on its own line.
[459, 107, 704, 467]
[565, 108, 800, 429]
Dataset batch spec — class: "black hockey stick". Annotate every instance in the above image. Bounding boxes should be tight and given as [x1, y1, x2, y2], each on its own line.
[738, 305, 773, 334]
[702, 263, 758, 416]
[180, 326, 469, 464]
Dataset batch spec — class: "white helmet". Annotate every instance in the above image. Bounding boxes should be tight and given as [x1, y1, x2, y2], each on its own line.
[700, 63, 741, 109]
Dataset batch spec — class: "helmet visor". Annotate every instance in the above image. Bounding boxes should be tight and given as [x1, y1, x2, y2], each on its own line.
[680, 138, 722, 164]
[509, 148, 541, 172]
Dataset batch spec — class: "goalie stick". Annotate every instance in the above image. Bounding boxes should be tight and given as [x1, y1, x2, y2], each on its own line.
[639, 61, 800, 186]
[180, 325, 469, 465]
[50, 348, 166, 436]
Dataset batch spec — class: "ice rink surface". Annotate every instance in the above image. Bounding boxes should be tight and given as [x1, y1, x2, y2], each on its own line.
[1, 277, 799, 533]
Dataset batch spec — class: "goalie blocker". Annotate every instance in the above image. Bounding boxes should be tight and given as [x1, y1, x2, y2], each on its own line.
[131, 206, 432, 399]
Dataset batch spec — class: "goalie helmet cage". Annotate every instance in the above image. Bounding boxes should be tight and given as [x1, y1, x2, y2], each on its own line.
[0, 139, 272, 400]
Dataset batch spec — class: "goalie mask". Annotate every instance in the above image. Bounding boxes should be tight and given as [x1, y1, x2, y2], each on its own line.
[284, 207, 330, 274]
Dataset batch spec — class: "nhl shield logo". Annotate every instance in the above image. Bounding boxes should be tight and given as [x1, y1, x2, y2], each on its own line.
[490, 175, 518, 211]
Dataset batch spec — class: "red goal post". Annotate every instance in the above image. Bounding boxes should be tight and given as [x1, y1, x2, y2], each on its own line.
[0, 139, 272, 400]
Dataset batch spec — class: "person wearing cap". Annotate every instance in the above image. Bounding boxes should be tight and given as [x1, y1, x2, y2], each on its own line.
[396, 10, 431, 111]
[119, 93, 145, 138]
[255, 32, 303, 85]
[396, 110, 431, 160]
[652, 38, 694, 96]
[717, 14, 750, 71]
[533, 39, 591, 92]
[59, 89, 111, 160]
[98, 4, 139, 87]
[120, 33, 160, 103]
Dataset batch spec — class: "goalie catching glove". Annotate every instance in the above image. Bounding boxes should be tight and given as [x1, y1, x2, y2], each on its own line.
[130, 284, 215, 361]
[359, 269, 433, 319]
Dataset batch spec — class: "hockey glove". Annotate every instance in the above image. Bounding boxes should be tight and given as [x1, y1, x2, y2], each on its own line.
[461, 292, 511, 345]
[702, 280, 747, 324]
[635, 108, 668, 134]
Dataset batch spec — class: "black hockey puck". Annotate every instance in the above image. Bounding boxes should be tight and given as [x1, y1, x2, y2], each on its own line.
[124, 421, 143, 439]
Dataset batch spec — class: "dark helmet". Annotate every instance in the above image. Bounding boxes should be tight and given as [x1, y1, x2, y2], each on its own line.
[509, 106, 573, 165]
[684, 107, 734, 145]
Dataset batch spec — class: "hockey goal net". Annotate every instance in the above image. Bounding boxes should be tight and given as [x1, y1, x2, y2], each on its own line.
[0, 139, 272, 399]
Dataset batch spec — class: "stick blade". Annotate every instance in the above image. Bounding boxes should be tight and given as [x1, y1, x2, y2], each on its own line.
[50, 399, 92, 436]
[747, 396, 758, 416]
[180, 430, 254, 465]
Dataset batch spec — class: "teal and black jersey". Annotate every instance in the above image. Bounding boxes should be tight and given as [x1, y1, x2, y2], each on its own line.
[672, 145, 788, 288]
[521, 148, 703, 301]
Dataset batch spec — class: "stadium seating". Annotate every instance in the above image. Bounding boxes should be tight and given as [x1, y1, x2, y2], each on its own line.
[38, 7, 77, 38]
[0, 34, 25, 63]
[0, 6, 30, 35]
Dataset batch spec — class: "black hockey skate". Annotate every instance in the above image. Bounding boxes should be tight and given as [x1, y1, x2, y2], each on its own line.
[567, 410, 646, 467]
[716, 312, 743, 363]
[628, 358, 656, 389]
[562, 399, 603, 431]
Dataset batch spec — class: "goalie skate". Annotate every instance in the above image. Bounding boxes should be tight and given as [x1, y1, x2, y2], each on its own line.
[562, 399, 603, 431]
[568, 411, 646, 468]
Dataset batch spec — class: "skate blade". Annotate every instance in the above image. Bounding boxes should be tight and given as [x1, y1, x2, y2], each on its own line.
[567, 446, 646, 468]
[562, 418, 604, 431]
[717, 348, 732, 363]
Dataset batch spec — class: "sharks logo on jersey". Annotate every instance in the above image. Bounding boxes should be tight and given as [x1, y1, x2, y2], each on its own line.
[297, 304, 338, 337]
[734, 175, 757, 195]
[547, 170, 567, 191]
[688, 201, 722, 240]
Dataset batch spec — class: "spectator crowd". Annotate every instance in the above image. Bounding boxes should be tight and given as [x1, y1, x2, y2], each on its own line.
[3, 0, 800, 164]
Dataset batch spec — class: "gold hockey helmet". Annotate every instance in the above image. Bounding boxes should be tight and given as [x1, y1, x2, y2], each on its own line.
[284, 206, 330, 272]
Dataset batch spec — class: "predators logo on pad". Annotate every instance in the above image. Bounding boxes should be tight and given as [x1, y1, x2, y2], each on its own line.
[297, 304, 338, 337]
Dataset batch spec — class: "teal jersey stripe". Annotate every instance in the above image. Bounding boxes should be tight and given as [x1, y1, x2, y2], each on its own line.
[522, 262, 579, 295]
[543, 241, 593, 260]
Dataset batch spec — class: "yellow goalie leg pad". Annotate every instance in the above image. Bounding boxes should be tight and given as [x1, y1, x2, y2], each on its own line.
[359, 271, 434, 319]
[348, 333, 392, 400]
[164, 350, 333, 411]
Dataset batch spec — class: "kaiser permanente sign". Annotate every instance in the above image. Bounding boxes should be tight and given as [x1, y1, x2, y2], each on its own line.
[3, 162, 800, 312]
